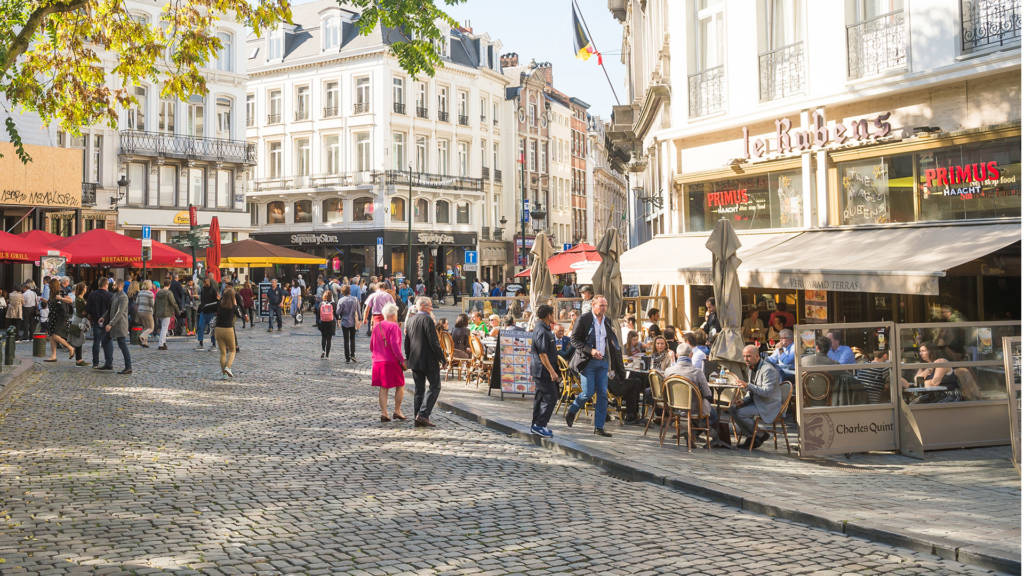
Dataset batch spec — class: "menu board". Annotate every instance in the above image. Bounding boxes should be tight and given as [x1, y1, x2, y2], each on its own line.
[499, 328, 534, 396]
[1003, 337, 1021, 471]
[804, 290, 828, 322]
[257, 281, 272, 318]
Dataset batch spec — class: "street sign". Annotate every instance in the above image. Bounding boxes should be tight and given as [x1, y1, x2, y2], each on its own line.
[141, 237, 153, 247]
[563, 243, 572, 252]
[522, 209, 529, 223]
[464, 251, 478, 265]
[141, 226, 151, 240]
[376, 236, 383, 246]
[375, 243, 384, 266]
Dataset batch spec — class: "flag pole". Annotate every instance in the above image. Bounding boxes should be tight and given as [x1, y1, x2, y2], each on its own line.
[572, 0, 621, 106]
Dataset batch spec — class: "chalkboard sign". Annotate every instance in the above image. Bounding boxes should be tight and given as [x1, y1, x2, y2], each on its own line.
[1003, 336, 1021, 472]
[499, 327, 534, 397]
[258, 281, 272, 318]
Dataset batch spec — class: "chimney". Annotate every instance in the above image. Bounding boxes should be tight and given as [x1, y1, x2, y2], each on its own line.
[500, 52, 519, 68]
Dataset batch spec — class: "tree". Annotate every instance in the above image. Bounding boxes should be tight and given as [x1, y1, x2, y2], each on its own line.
[0, 0, 464, 162]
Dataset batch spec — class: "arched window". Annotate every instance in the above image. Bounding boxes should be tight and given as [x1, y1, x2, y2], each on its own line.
[353, 197, 374, 221]
[414, 198, 428, 223]
[390, 197, 406, 222]
[322, 198, 344, 224]
[294, 200, 312, 223]
[435, 200, 450, 224]
[456, 201, 470, 224]
[267, 201, 285, 224]
[216, 31, 233, 72]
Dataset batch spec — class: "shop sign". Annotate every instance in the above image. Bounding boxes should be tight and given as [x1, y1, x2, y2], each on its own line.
[742, 109, 896, 161]
[801, 411, 897, 457]
[173, 211, 191, 225]
[291, 233, 339, 246]
[922, 161, 1015, 198]
[417, 232, 455, 244]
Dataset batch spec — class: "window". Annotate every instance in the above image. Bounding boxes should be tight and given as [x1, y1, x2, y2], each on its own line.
[480, 140, 488, 169]
[158, 98, 175, 133]
[216, 32, 233, 72]
[961, 0, 1021, 53]
[189, 167, 204, 207]
[268, 89, 282, 123]
[390, 197, 406, 221]
[185, 97, 204, 137]
[323, 17, 341, 50]
[456, 202, 470, 224]
[267, 200, 286, 224]
[457, 141, 468, 177]
[529, 103, 536, 126]
[159, 165, 176, 206]
[324, 81, 339, 116]
[355, 77, 370, 113]
[90, 135, 103, 184]
[457, 90, 468, 124]
[268, 141, 283, 178]
[215, 97, 231, 139]
[323, 135, 341, 175]
[217, 169, 232, 208]
[353, 197, 374, 221]
[268, 32, 283, 61]
[847, 0, 906, 79]
[355, 133, 370, 171]
[529, 140, 537, 171]
[246, 93, 255, 126]
[294, 200, 312, 223]
[691, 0, 726, 117]
[438, 86, 449, 117]
[435, 200, 450, 223]
[540, 142, 547, 172]
[248, 202, 258, 226]
[415, 135, 428, 173]
[415, 198, 428, 223]
[686, 169, 803, 231]
[295, 138, 310, 176]
[392, 132, 406, 170]
[393, 77, 405, 113]
[492, 142, 499, 172]
[493, 101, 499, 127]
[323, 198, 343, 223]
[127, 161, 145, 205]
[480, 97, 487, 123]
[438, 139, 449, 175]
[295, 85, 309, 120]
[128, 86, 146, 131]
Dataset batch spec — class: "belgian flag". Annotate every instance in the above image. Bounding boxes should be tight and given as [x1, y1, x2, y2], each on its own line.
[573, 3, 602, 65]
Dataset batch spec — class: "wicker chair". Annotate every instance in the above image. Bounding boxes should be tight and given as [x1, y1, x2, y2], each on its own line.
[802, 371, 833, 407]
[643, 370, 667, 438]
[745, 381, 793, 454]
[440, 331, 472, 381]
[466, 334, 492, 389]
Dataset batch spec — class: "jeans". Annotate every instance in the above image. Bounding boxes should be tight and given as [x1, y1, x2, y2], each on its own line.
[197, 311, 215, 346]
[268, 306, 282, 330]
[730, 398, 760, 437]
[92, 323, 112, 367]
[186, 308, 197, 334]
[157, 317, 171, 347]
[412, 365, 441, 419]
[114, 336, 131, 370]
[532, 376, 558, 428]
[341, 326, 356, 360]
[569, 356, 609, 429]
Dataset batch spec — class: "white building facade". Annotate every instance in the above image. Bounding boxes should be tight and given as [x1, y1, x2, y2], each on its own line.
[586, 115, 628, 246]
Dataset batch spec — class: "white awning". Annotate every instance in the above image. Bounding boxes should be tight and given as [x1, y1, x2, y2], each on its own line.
[620, 231, 797, 285]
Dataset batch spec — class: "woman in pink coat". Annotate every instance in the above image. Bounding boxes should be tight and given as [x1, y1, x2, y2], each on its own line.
[370, 303, 406, 422]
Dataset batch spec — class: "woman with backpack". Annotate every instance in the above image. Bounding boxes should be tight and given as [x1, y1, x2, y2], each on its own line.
[318, 291, 336, 359]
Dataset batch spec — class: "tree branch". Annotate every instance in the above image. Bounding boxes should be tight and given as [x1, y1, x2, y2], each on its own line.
[0, 0, 90, 76]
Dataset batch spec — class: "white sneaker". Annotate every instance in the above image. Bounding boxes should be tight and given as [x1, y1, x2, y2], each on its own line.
[194, 345, 204, 351]
[224, 367, 234, 378]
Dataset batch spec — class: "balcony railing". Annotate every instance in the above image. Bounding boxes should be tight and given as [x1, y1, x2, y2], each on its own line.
[759, 42, 805, 102]
[493, 118, 499, 128]
[323, 106, 338, 118]
[438, 110, 449, 122]
[481, 166, 490, 178]
[847, 10, 907, 79]
[961, 0, 1021, 52]
[311, 173, 358, 188]
[416, 106, 429, 119]
[393, 102, 406, 114]
[687, 65, 726, 118]
[458, 114, 469, 126]
[119, 130, 257, 165]
[494, 169, 502, 180]
[294, 110, 309, 121]
[81, 182, 97, 207]
[267, 113, 281, 124]
[353, 102, 370, 114]
[373, 170, 483, 192]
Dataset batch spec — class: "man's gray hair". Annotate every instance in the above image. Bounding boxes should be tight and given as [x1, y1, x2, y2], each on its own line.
[780, 328, 793, 339]
[416, 296, 432, 308]
[676, 343, 693, 359]
[381, 303, 399, 319]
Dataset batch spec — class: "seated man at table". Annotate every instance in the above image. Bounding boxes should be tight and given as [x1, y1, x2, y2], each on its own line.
[856, 350, 890, 404]
[553, 323, 574, 361]
[665, 343, 718, 433]
[826, 330, 855, 364]
[682, 332, 707, 373]
[730, 345, 783, 450]
[803, 336, 839, 367]
[766, 329, 796, 372]
[469, 311, 488, 333]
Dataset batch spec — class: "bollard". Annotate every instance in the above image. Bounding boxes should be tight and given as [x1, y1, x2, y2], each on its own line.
[0, 330, 6, 366]
[130, 326, 142, 345]
[4, 326, 15, 365]
[32, 332, 48, 357]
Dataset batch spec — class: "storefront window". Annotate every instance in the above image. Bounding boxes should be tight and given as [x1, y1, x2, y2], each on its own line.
[686, 169, 802, 231]
[838, 153, 915, 225]
[353, 197, 374, 221]
[322, 198, 343, 224]
[294, 200, 312, 223]
[918, 138, 1020, 221]
[267, 201, 285, 224]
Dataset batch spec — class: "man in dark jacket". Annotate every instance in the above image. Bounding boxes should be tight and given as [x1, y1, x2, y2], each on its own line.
[266, 278, 285, 332]
[566, 295, 626, 437]
[86, 279, 114, 369]
[403, 296, 445, 428]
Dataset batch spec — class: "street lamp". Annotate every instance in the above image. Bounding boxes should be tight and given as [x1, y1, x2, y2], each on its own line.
[406, 163, 413, 283]
[111, 174, 129, 208]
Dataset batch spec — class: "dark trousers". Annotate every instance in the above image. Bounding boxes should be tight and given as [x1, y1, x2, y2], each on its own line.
[21, 307, 35, 339]
[114, 336, 131, 370]
[342, 326, 356, 359]
[320, 331, 333, 357]
[268, 306, 282, 330]
[531, 376, 558, 428]
[412, 365, 441, 419]
[609, 373, 647, 419]
[92, 324, 112, 367]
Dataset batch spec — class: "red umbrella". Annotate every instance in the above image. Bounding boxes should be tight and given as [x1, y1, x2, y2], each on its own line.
[19, 230, 68, 247]
[140, 240, 192, 269]
[545, 242, 601, 275]
[59, 229, 191, 268]
[206, 216, 221, 282]
[514, 268, 531, 278]
[0, 230, 72, 262]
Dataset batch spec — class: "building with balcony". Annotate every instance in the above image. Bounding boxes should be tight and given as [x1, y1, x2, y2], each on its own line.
[611, 0, 1020, 331]
[245, 1, 511, 283]
[586, 115, 628, 246]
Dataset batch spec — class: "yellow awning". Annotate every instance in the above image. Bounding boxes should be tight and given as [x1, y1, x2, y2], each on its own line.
[218, 256, 324, 266]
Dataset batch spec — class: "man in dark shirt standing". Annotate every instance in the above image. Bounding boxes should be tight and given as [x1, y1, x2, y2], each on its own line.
[530, 305, 561, 438]
[265, 278, 285, 332]
[86, 279, 114, 369]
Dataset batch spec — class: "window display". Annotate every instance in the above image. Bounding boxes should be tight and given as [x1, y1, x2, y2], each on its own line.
[686, 169, 802, 231]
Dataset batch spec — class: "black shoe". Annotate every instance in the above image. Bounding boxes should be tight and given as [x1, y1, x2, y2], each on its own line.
[752, 432, 770, 449]
[565, 410, 577, 428]
[118, 369, 132, 375]
[320, 352, 325, 359]
[95, 365, 113, 371]
[594, 428, 612, 437]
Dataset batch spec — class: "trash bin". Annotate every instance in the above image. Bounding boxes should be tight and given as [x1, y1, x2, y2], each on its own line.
[130, 326, 142, 345]
[4, 327, 15, 365]
[32, 331, 48, 357]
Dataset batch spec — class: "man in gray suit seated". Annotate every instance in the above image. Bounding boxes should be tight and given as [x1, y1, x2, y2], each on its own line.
[730, 344, 782, 450]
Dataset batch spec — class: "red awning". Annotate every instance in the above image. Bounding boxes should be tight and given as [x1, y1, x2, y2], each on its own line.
[546, 242, 601, 275]
[514, 268, 531, 278]
[59, 229, 192, 268]
[0, 230, 72, 262]
[19, 230, 68, 247]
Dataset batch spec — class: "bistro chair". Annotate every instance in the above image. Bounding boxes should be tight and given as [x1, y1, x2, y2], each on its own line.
[745, 381, 793, 454]
[440, 331, 472, 382]
[643, 370, 667, 439]
[467, 334, 492, 389]
[554, 356, 591, 416]
[801, 371, 833, 407]
[663, 375, 713, 451]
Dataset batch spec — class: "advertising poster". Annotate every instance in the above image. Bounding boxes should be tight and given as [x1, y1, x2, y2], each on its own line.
[499, 328, 534, 396]
[258, 281, 272, 318]
[804, 290, 828, 322]
[40, 255, 67, 278]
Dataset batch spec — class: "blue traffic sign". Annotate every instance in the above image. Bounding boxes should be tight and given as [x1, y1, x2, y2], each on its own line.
[142, 226, 151, 240]
[464, 250, 478, 265]
[563, 243, 572, 252]
[376, 236, 383, 246]
[522, 209, 530, 223]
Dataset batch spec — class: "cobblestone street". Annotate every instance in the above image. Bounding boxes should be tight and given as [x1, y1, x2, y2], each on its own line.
[0, 321, 1009, 575]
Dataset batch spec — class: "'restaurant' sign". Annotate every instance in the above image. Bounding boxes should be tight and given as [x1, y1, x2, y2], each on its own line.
[742, 108, 898, 160]
[0, 142, 82, 208]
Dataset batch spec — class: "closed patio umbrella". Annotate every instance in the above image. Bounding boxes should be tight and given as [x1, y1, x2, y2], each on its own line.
[206, 216, 221, 282]
[707, 218, 745, 367]
[591, 228, 622, 324]
[527, 231, 554, 330]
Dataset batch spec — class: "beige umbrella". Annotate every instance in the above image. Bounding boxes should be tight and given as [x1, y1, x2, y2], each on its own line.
[592, 227, 622, 324]
[527, 231, 554, 330]
[707, 218, 745, 366]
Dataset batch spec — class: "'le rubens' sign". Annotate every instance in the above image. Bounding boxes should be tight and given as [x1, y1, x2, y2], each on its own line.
[742, 109, 898, 160]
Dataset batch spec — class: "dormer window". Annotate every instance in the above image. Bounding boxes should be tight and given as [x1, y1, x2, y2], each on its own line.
[268, 31, 284, 61]
[323, 17, 341, 51]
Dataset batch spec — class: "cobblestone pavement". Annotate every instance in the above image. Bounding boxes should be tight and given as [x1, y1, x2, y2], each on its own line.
[0, 318, 1007, 575]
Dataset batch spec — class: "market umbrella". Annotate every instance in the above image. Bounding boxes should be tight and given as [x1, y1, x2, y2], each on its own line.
[145, 240, 192, 269]
[545, 242, 601, 275]
[59, 229, 191, 268]
[206, 216, 221, 282]
[513, 268, 531, 279]
[0, 230, 72, 262]
[707, 218, 745, 367]
[591, 227, 623, 324]
[527, 231, 554, 330]
[19, 229, 68, 247]
[218, 239, 323, 268]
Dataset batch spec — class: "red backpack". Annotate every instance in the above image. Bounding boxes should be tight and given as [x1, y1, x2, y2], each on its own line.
[319, 301, 335, 322]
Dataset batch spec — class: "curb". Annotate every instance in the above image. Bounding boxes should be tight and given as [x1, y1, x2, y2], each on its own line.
[0, 358, 36, 406]
[438, 397, 1020, 575]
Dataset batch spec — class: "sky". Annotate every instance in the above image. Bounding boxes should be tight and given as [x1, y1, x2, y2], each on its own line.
[446, 0, 627, 119]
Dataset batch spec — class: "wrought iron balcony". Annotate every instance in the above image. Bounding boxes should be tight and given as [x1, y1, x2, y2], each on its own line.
[81, 182, 97, 207]
[311, 173, 357, 188]
[353, 102, 370, 114]
[323, 106, 338, 118]
[759, 42, 805, 102]
[393, 102, 406, 114]
[373, 170, 483, 192]
[481, 166, 490, 178]
[416, 106, 429, 119]
[494, 169, 502, 180]
[294, 109, 309, 121]
[961, 0, 1021, 52]
[458, 114, 469, 126]
[438, 110, 449, 122]
[493, 118, 499, 128]
[119, 130, 257, 165]
[267, 113, 281, 124]
[687, 65, 725, 118]
[847, 10, 907, 79]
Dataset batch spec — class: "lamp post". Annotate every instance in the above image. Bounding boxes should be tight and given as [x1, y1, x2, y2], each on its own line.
[406, 164, 413, 283]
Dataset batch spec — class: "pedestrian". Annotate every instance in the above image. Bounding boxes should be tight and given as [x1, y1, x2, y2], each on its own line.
[43, 278, 74, 362]
[0, 289, 7, 331]
[69, 282, 89, 366]
[196, 275, 219, 350]
[20, 282, 38, 340]
[336, 284, 361, 363]
[136, 280, 155, 348]
[266, 278, 285, 332]
[154, 281, 179, 350]
[370, 303, 406, 422]
[214, 287, 243, 378]
[184, 279, 197, 335]
[104, 282, 132, 375]
[238, 282, 255, 328]
[529, 304, 561, 438]
[566, 295, 627, 437]
[362, 283, 395, 332]
[290, 281, 303, 324]
[317, 290, 336, 359]
[87, 279, 114, 369]
[6, 287, 22, 338]
[404, 297, 444, 428]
